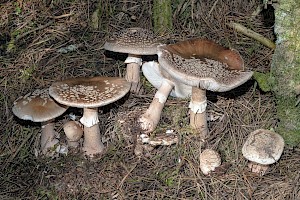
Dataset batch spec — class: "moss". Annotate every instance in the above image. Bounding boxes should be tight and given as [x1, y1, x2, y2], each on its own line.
[276, 96, 300, 146]
[253, 71, 273, 92]
[153, 0, 172, 34]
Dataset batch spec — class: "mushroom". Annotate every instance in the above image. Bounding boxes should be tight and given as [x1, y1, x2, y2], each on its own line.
[49, 76, 130, 157]
[156, 38, 253, 138]
[63, 120, 83, 148]
[242, 129, 284, 176]
[139, 61, 192, 132]
[104, 27, 161, 93]
[199, 149, 221, 175]
[12, 88, 68, 155]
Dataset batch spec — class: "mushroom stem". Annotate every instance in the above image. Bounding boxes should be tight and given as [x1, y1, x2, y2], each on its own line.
[248, 161, 269, 176]
[139, 80, 174, 133]
[40, 119, 59, 154]
[125, 54, 142, 93]
[189, 87, 208, 139]
[81, 107, 105, 156]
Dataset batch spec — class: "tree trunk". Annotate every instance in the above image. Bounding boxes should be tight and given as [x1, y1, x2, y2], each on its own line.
[153, 0, 172, 34]
[271, 0, 300, 146]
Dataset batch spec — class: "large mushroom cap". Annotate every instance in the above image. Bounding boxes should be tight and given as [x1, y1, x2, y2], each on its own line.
[12, 88, 68, 122]
[158, 39, 253, 92]
[49, 76, 130, 108]
[142, 61, 192, 98]
[242, 129, 285, 165]
[104, 27, 161, 55]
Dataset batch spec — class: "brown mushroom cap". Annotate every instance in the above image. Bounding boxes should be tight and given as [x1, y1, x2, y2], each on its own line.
[104, 27, 161, 55]
[12, 89, 68, 122]
[49, 76, 130, 108]
[242, 129, 285, 165]
[157, 39, 253, 92]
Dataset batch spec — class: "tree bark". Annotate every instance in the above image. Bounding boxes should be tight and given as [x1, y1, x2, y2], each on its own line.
[271, 0, 300, 146]
[153, 0, 172, 34]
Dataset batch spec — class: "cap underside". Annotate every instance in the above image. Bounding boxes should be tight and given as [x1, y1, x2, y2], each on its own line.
[158, 48, 253, 92]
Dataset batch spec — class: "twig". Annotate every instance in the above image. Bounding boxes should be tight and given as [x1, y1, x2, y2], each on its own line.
[228, 21, 276, 49]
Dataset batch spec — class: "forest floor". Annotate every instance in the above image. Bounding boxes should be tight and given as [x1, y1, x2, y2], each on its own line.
[1, 0, 299, 199]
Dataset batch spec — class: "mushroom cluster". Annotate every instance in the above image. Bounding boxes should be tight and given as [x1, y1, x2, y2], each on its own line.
[13, 27, 284, 177]
[140, 38, 253, 138]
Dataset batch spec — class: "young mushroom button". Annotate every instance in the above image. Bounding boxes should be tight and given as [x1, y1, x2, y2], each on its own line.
[49, 76, 130, 157]
[12, 88, 68, 155]
[242, 129, 284, 176]
[104, 27, 161, 93]
[157, 38, 253, 139]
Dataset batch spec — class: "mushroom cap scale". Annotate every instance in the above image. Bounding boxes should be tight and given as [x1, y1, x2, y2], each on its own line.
[242, 129, 284, 165]
[49, 76, 130, 108]
[12, 89, 68, 122]
[104, 27, 161, 55]
[158, 44, 253, 92]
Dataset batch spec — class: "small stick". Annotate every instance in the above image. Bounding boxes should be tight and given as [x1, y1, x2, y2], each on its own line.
[228, 21, 276, 49]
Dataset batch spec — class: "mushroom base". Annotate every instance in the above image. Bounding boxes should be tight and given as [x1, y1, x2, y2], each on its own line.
[41, 120, 59, 155]
[82, 123, 105, 157]
[248, 161, 269, 176]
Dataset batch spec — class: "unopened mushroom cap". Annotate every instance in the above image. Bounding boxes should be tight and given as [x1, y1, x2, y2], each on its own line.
[157, 39, 253, 92]
[242, 129, 284, 165]
[200, 149, 221, 175]
[12, 89, 68, 122]
[104, 27, 161, 55]
[49, 76, 130, 108]
[142, 61, 192, 98]
[63, 121, 83, 141]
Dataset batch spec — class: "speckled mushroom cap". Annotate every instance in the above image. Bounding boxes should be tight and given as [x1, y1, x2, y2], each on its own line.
[12, 89, 68, 122]
[104, 27, 161, 55]
[142, 61, 192, 98]
[242, 129, 285, 165]
[157, 39, 253, 92]
[49, 76, 130, 108]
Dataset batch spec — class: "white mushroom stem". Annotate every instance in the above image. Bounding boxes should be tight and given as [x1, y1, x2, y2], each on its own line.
[139, 80, 174, 133]
[80, 107, 105, 156]
[40, 119, 59, 154]
[124, 54, 143, 93]
[189, 87, 208, 139]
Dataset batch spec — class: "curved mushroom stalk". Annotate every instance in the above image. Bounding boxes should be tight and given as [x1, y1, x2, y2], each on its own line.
[40, 120, 59, 154]
[189, 87, 208, 139]
[139, 80, 174, 133]
[80, 107, 105, 157]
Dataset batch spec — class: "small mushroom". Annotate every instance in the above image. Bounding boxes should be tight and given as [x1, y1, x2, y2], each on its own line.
[242, 129, 284, 176]
[139, 61, 192, 132]
[49, 76, 130, 157]
[12, 88, 68, 155]
[104, 27, 161, 93]
[157, 38, 253, 138]
[199, 149, 221, 175]
[63, 120, 83, 148]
